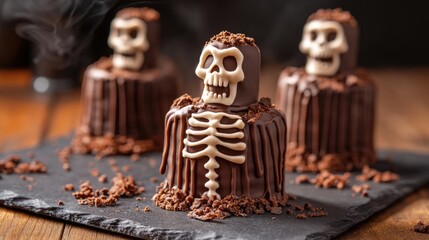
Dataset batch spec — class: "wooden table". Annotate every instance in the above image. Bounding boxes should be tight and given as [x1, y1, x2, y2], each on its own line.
[0, 67, 428, 239]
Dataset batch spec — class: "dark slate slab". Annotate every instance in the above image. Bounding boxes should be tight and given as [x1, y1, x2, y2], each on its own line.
[1, 136, 429, 240]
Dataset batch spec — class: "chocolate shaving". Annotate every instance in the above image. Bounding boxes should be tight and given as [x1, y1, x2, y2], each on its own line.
[356, 165, 400, 183]
[413, 221, 429, 234]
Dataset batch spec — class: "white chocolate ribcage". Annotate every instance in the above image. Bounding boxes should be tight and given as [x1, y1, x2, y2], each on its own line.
[182, 111, 246, 198]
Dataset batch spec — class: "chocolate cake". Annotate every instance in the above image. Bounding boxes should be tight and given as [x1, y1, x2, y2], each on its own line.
[72, 7, 177, 157]
[154, 31, 287, 219]
[276, 9, 376, 172]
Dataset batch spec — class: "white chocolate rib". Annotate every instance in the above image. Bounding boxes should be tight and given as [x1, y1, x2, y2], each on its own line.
[182, 111, 246, 198]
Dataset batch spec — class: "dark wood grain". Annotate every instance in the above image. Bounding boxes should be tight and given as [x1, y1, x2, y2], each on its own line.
[0, 67, 428, 240]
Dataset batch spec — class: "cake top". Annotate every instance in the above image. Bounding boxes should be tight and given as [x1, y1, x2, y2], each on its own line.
[206, 31, 256, 47]
[308, 8, 357, 27]
[116, 7, 160, 22]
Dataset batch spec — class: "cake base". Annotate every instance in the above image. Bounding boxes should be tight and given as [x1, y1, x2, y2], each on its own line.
[1, 136, 429, 239]
[277, 67, 376, 172]
[74, 56, 178, 157]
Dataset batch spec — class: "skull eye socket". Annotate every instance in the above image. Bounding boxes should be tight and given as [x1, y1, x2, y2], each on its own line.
[203, 55, 214, 68]
[310, 30, 317, 41]
[223, 56, 237, 71]
[129, 28, 139, 39]
[327, 31, 337, 42]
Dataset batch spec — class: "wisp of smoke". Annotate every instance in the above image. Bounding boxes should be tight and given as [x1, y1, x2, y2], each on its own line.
[2, 0, 119, 69]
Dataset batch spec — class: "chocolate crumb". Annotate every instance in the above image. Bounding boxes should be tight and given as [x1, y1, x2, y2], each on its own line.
[90, 168, 100, 177]
[352, 184, 370, 197]
[20, 175, 35, 183]
[150, 176, 158, 183]
[270, 207, 282, 215]
[413, 221, 429, 234]
[58, 147, 72, 171]
[64, 183, 75, 191]
[122, 165, 130, 172]
[295, 175, 311, 184]
[58, 200, 64, 206]
[130, 154, 140, 161]
[136, 197, 143, 201]
[98, 174, 108, 183]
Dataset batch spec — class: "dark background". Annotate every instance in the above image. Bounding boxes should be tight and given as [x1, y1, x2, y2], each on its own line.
[1, 0, 428, 83]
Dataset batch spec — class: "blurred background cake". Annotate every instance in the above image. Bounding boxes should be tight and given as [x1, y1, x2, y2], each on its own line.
[72, 7, 178, 157]
[276, 9, 375, 172]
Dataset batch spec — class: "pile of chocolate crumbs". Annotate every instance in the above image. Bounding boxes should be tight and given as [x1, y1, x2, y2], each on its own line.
[207, 30, 255, 46]
[356, 165, 400, 183]
[0, 155, 47, 174]
[153, 183, 327, 221]
[72, 173, 144, 207]
[70, 131, 158, 159]
[295, 171, 351, 189]
[413, 221, 429, 234]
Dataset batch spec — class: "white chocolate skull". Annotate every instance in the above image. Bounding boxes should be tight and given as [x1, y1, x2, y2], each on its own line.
[195, 45, 244, 106]
[299, 20, 348, 76]
[108, 18, 149, 70]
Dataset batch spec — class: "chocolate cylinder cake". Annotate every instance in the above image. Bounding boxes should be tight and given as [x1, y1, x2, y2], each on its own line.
[276, 9, 376, 172]
[154, 32, 287, 218]
[72, 7, 177, 157]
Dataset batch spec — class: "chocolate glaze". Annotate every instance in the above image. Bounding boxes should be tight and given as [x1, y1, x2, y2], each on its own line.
[160, 96, 286, 198]
[77, 56, 177, 147]
[276, 67, 376, 172]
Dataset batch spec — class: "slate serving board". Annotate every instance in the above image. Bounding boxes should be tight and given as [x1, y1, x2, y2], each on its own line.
[0, 136, 428, 240]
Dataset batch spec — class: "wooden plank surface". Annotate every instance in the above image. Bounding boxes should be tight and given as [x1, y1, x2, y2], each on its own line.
[0, 67, 428, 239]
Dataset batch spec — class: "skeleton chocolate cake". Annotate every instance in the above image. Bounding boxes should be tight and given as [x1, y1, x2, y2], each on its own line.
[276, 9, 376, 172]
[72, 7, 177, 157]
[154, 31, 287, 217]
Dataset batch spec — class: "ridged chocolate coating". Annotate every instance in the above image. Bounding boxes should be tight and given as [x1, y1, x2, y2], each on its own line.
[78, 57, 177, 144]
[160, 97, 286, 198]
[276, 67, 376, 172]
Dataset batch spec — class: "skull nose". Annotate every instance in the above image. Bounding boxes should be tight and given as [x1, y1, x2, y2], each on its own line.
[210, 65, 220, 73]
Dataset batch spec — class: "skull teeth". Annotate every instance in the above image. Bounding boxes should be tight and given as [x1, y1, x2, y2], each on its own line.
[205, 90, 228, 99]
